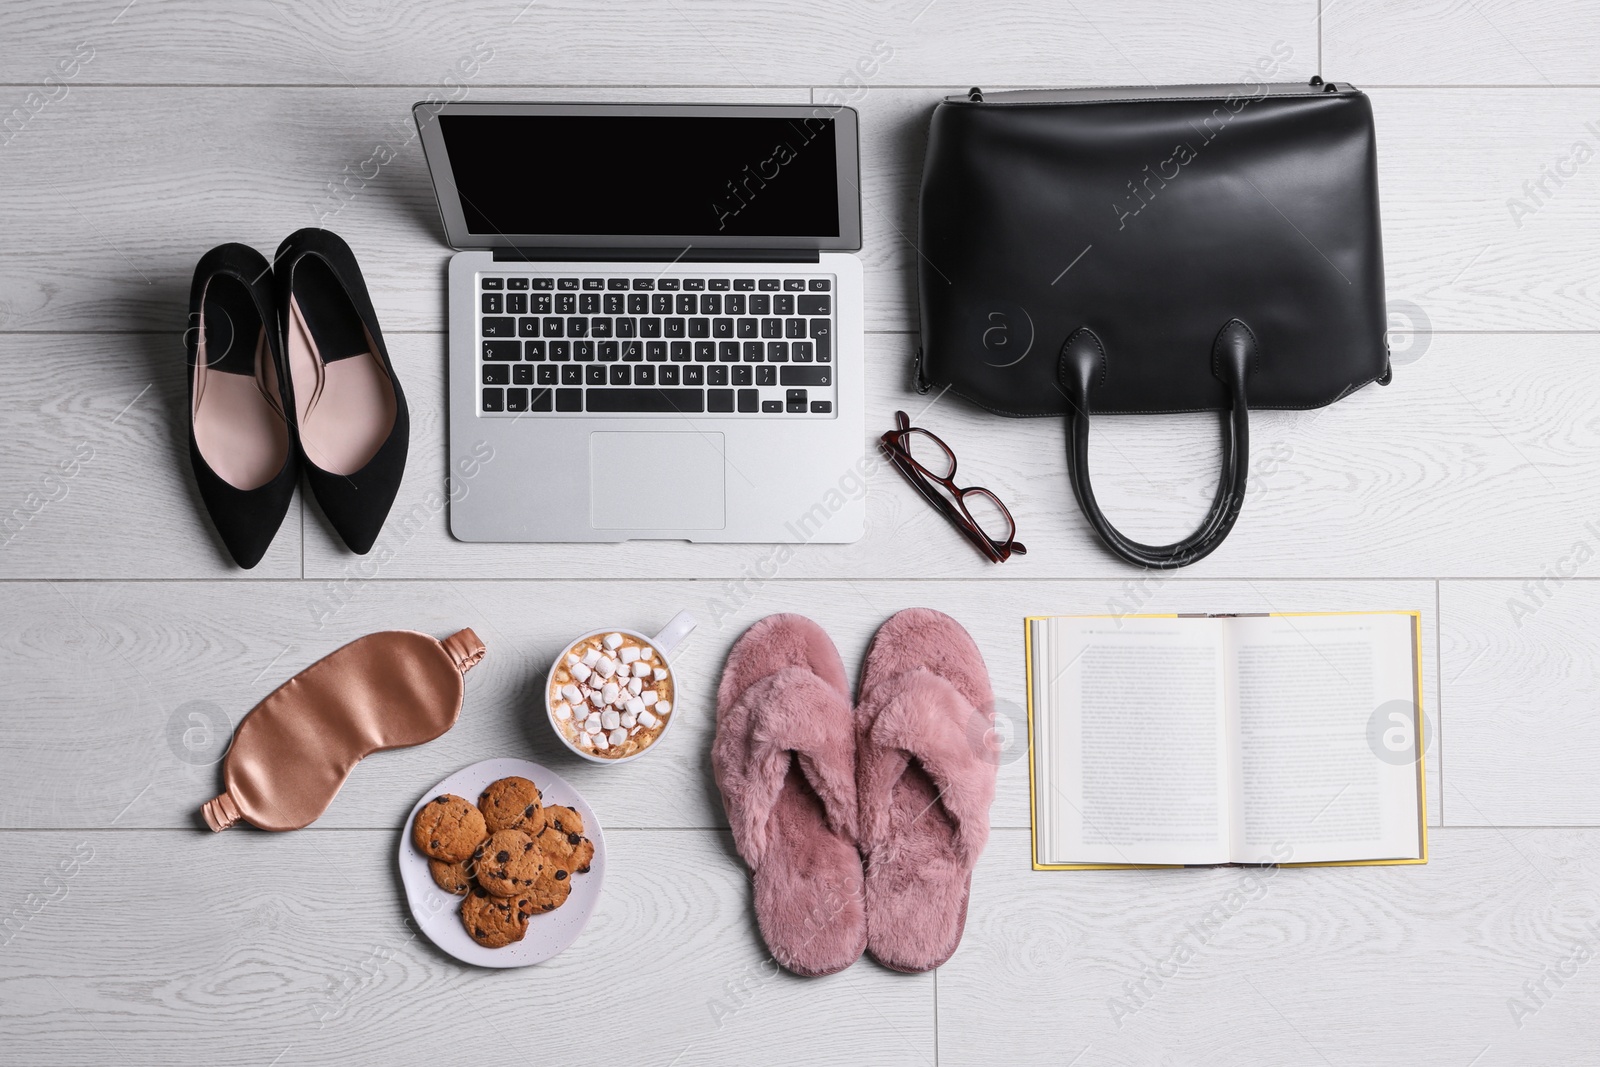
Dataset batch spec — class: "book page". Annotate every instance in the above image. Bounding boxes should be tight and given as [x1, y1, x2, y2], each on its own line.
[1225, 614, 1422, 865]
[1032, 617, 1231, 866]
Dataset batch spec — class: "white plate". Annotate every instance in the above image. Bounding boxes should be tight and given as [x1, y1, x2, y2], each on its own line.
[398, 757, 606, 968]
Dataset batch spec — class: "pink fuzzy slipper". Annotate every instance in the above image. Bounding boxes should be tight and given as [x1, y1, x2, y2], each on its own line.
[855, 608, 996, 973]
[713, 613, 866, 976]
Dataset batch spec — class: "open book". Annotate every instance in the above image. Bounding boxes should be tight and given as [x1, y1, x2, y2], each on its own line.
[1026, 612, 1426, 870]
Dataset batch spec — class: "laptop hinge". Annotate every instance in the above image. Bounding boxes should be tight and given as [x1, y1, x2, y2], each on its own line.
[493, 246, 821, 264]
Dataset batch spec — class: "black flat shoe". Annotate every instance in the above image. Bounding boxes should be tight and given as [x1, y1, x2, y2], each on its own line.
[274, 228, 409, 555]
[187, 243, 297, 569]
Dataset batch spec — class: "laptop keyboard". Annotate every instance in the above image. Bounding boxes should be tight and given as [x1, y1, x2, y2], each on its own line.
[476, 273, 836, 417]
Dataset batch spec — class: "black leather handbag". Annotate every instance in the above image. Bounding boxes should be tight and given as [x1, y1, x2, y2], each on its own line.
[917, 80, 1389, 567]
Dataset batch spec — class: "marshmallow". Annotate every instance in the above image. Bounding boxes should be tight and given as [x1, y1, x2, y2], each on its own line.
[584, 713, 602, 734]
[601, 681, 620, 704]
[601, 709, 620, 730]
[629, 725, 641, 736]
[620, 711, 637, 728]
[653, 667, 668, 681]
[628, 677, 643, 695]
[608, 727, 628, 746]
[626, 697, 646, 716]
[561, 684, 582, 704]
[655, 700, 672, 715]
[589, 689, 605, 707]
[553, 701, 572, 722]
[593, 731, 610, 750]
[619, 646, 640, 664]
[566, 652, 580, 666]
[640, 690, 658, 705]
[577, 731, 593, 748]
[596, 656, 616, 678]
[603, 633, 623, 650]
[631, 661, 651, 677]
[641, 647, 654, 660]
[571, 662, 592, 683]
[582, 648, 601, 667]
[638, 708, 659, 729]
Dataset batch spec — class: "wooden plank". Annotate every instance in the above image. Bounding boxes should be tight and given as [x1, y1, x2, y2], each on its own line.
[1325, 0, 1600, 85]
[0, 578, 1438, 830]
[941, 826, 1600, 1065]
[0, 0, 1316, 87]
[1441, 579, 1600, 826]
[0, 828, 933, 1066]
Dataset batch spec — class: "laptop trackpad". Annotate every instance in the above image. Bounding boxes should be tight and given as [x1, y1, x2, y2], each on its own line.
[588, 431, 726, 530]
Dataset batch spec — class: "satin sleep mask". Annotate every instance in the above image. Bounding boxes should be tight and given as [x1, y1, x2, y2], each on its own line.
[202, 628, 486, 832]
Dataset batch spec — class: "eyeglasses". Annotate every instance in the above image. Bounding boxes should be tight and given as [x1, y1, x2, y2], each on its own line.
[880, 410, 1026, 563]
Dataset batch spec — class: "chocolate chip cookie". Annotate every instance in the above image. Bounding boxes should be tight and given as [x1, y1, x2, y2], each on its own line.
[477, 776, 543, 834]
[535, 823, 595, 874]
[428, 857, 476, 896]
[473, 828, 544, 897]
[460, 886, 532, 948]
[526, 860, 573, 912]
[541, 804, 584, 837]
[412, 794, 487, 862]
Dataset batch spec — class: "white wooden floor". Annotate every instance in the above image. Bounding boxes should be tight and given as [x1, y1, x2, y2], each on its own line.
[2, 1, 1598, 1063]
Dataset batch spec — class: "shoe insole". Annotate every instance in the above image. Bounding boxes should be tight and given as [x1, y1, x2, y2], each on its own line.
[287, 256, 395, 476]
[192, 275, 289, 491]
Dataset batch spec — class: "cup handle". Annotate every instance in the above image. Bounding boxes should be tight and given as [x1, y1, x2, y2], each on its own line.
[650, 610, 698, 657]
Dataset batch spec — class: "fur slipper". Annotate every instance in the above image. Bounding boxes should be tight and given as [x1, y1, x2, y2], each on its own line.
[855, 607, 995, 973]
[713, 613, 866, 976]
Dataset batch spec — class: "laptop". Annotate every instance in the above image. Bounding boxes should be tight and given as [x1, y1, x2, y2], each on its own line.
[415, 102, 866, 543]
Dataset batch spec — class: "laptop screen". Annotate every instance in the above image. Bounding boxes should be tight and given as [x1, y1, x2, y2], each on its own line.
[419, 104, 861, 251]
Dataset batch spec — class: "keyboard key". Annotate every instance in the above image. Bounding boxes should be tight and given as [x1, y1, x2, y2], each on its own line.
[751, 294, 770, 314]
[737, 318, 758, 338]
[567, 317, 588, 337]
[810, 318, 831, 361]
[588, 388, 705, 413]
[557, 294, 576, 314]
[525, 340, 546, 360]
[646, 341, 667, 361]
[726, 294, 746, 315]
[758, 366, 777, 387]
[732, 366, 753, 386]
[781, 366, 831, 386]
[532, 294, 551, 314]
[622, 341, 643, 361]
[683, 278, 705, 290]
[482, 278, 504, 290]
[562, 365, 583, 385]
[768, 341, 789, 362]
[737, 388, 759, 412]
[743, 342, 763, 362]
[531, 388, 554, 412]
[599, 341, 619, 362]
[607, 278, 629, 290]
[665, 318, 685, 338]
[483, 340, 521, 361]
[670, 341, 691, 361]
[482, 317, 516, 338]
[761, 318, 782, 338]
[590, 317, 613, 338]
[542, 317, 564, 337]
[652, 294, 673, 315]
[558, 278, 580, 290]
[537, 365, 558, 385]
[586, 365, 606, 385]
[798, 295, 831, 315]
[636, 366, 656, 385]
[632, 278, 654, 290]
[786, 317, 807, 339]
[762, 400, 783, 412]
[582, 277, 605, 290]
[676, 294, 697, 315]
[689, 317, 710, 338]
[774, 294, 794, 315]
[507, 278, 529, 290]
[759, 278, 780, 291]
[482, 364, 510, 384]
[580, 293, 600, 314]
[641, 318, 662, 338]
[708, 388, 734, 411]
[617, 317, 637, 338]
[659, 278, 680, 291]
[604, 293, 624, 314]
[556, 388, 582, 411]
[610, 365, 630, 385]
[550, 341, 571, 360]
[709, 366, 729, 386]
[784, 279, 805, 291]
[808, 278, 830, 291]
[518, 317, 539, 338]
[575, 341, 595, 360]
[513, 364, 534, 385]
[701, 294, 722, 314]
[734, 278, 755, 291]
[694, 341, 715, 362]
[531, 278, 554, 290]
[811, 400, 832, 413]
[685, 366, 705, 385]
[482, 387, 504, 411]
[708, 278, 730, 291]
[506, 387, 528, 412]
[506, 293, 527, 315]
[660, 366, 680, 385]
[719, 342, 739, 362]
[628, 293, 649, 314]
[792, 341, 813, 361]
[713, 318, 733, 338]
[786, 388, 808, 413]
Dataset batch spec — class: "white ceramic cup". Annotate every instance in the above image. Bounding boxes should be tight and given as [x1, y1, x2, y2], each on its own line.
[545, 610, 697, 765]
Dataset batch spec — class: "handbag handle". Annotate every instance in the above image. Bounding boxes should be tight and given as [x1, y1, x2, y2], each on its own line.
[1056, 320, 1256, 569]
